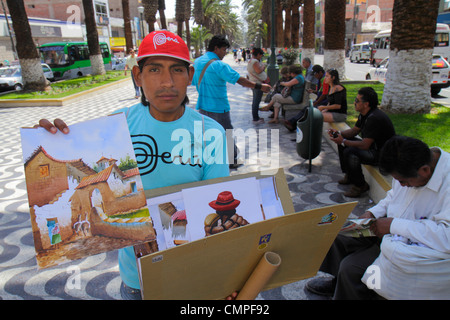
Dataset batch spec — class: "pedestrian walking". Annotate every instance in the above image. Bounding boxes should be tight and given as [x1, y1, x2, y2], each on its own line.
[124, 48, 140, 99]
[192, 35, 270, 168]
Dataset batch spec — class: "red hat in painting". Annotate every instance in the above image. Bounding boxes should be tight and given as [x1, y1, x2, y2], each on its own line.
[209, 191, 241, 211]
[137, 30, 191, 64]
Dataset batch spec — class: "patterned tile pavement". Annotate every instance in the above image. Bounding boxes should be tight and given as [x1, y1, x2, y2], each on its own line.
[0, 55, 374, 300]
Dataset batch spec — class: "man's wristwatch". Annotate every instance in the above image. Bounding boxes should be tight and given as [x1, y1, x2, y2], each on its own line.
[341, 139, 346, 147]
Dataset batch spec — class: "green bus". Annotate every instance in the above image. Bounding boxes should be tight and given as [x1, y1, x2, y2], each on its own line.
[38, 42, 112, 79]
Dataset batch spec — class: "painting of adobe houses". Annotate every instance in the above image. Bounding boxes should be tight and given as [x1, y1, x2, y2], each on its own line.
[20, 114, 156, 269]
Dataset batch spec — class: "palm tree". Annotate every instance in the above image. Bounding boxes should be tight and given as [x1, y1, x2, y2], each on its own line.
[381, 0, 440, 113]
[121, 0, 133, 53]
[302, 0, 316, 64]
[175, 0, 186, 37]
[323, 0, 346, 79]
[158, 0, 167, 29]
[184, 0, 192, 50]
[282, 0, 292, 48]
[291, 0, 301, 48]
[243, 0, 262, 47]
[275, 0, 283, 48]
[202, 0, 240, 43]
[191, 26, 212, 57]
[143, 0, 158, 33]
[6, 0, 49, 91]
[82, 0, 105, 76]
[193, 0, 203, 25]
[262, 0, 270, 48]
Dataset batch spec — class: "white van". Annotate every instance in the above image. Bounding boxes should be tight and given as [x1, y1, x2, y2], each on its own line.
[349, 42, 371, 63]
[372, 23, 450, 66]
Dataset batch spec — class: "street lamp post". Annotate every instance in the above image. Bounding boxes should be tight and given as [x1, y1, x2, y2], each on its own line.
[267, 0, 279, 86]
[258, 19, 262, 48]
[138, 6, 145, 41]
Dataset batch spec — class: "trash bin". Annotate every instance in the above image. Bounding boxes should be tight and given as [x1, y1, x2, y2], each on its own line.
[296, 100, 323, 171]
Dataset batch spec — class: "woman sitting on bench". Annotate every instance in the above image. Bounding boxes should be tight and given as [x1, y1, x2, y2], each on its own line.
[319, 69, 347, 123]
[260, 65, 305, 124]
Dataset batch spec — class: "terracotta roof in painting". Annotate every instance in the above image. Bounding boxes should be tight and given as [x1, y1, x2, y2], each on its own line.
[75, 164, 124, 189]
[96, 156, 109, 163]
[122, 167, 140, 179]
[24, 146, 96, 176]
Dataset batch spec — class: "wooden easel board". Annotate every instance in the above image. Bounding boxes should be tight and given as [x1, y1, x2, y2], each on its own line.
[138, 169, 356, 300]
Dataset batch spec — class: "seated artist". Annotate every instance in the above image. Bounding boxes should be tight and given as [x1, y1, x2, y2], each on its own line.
[306, 135, 450, 300]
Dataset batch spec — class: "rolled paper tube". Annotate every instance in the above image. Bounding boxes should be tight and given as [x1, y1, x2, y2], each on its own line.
[236, 252, 281, 300]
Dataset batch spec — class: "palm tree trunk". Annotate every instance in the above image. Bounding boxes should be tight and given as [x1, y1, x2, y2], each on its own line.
[324, 0, 346, 79]
[158, 0, 167, 30]
[302, 0, 315, 64]
[184, 0, 191, 51]
[381, 0, 440, 113]
[193, 0, 203, 25]
[276, 0, 283, 48]
[121, 0, 133, 53]
[143, 0, 158, 33]
[6, 0, 49, 91]
[82, 0, 105, 76]
[175, 0, 186, 37]
[291, 0, 300, 48]
[262, 0, 270, 49]
[283, 1, 292, 48]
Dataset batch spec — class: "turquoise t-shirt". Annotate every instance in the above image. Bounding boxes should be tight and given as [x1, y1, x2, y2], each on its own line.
[192, 51, 241, 113]
[289, 74, 305, 103]
[113, 103, 230, 289]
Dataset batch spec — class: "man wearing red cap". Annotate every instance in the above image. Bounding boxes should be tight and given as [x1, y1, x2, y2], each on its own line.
[37, 30, 230, 300]
[192, 35, 271, 168]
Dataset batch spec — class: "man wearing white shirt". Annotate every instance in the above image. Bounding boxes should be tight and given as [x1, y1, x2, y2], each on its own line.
[306, 136, 450, 299]
[301, 57, 318, 87]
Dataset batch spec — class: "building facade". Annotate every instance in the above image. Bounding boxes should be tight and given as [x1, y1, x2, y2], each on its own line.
[0, 0, 148, 62]
[314, 0, 394, 53]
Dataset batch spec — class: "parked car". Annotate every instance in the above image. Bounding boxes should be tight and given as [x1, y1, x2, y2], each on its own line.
[349, 42, 371, 63]
[365, 55, 450, 95]
[111, 57, 127, 70]
[0, 63, 54, 91]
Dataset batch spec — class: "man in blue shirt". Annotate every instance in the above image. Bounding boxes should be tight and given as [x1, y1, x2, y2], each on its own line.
[192, 35, 270, 167]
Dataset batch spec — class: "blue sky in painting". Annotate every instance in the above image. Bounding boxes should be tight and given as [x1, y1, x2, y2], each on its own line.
[20, 113, 135, 169]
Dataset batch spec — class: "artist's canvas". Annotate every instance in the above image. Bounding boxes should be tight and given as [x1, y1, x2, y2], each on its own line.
[146, 177, 284, 251]
[20, 113, 155, 268]
[182, 177, 265, 239]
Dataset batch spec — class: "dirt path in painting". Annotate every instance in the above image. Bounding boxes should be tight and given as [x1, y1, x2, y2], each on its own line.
[36, 236, 139, 268]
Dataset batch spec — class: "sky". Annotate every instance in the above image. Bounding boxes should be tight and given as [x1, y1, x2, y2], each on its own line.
[162, 0, 243, 20]
[20, 113, 136, 170]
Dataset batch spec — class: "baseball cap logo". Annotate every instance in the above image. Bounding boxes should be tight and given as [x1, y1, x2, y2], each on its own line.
[153, 32, 180, 50]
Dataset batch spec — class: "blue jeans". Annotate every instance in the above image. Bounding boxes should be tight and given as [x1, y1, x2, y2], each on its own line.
[198, 109, 238, 163]
[251, 88, 264, 121]
[131, 73, 140, 97]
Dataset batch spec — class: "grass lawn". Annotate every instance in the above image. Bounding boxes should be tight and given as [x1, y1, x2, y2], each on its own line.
[344, 83, 450, 152]
[0, 71, 128, 100]
[110, 208, 150, 219]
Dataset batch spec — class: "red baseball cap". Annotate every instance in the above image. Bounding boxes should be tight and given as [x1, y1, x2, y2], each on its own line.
[137, 30, 191, 64]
